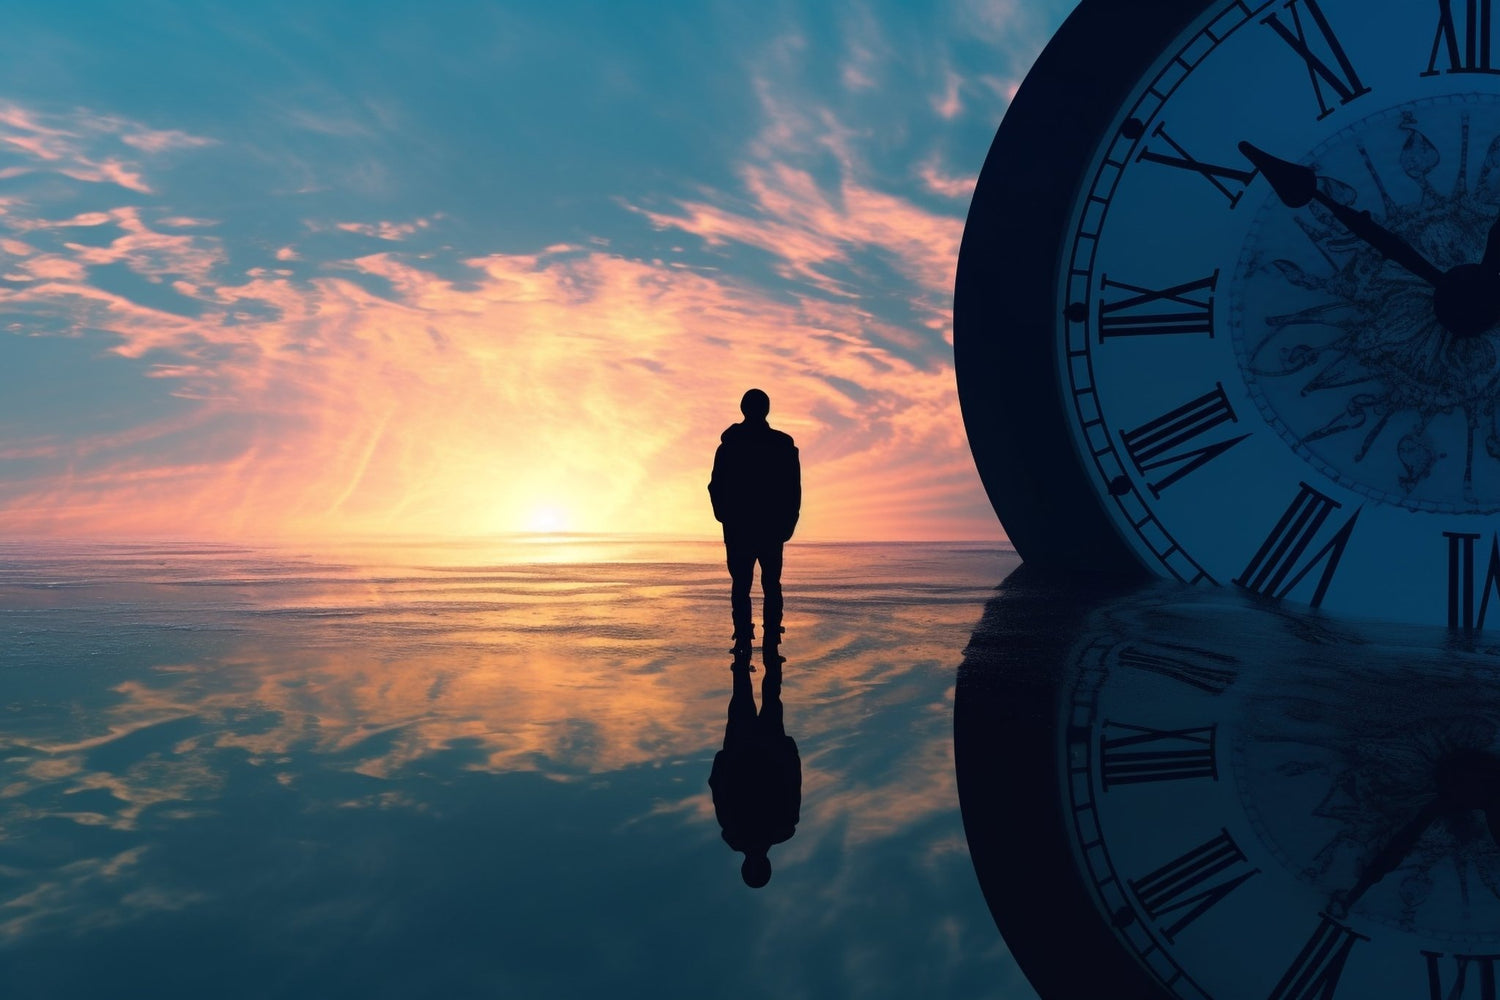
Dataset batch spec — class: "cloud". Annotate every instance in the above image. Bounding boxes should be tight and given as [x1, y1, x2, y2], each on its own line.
[917, 159, 977, 199]
[333, 216, 437, 241]
[0, 103, 215, 198]
[931, 68, 964, 120]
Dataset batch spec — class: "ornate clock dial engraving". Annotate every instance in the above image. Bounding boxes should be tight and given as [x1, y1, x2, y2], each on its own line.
[1234, 98, 1500, 514]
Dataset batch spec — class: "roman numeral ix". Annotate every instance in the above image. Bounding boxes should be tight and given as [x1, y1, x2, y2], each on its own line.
[1101, 722, 1219, 789]
[1098, 271, 1219, 341]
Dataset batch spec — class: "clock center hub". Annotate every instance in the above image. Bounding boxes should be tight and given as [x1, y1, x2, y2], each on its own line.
[1434, 748, 1500, 812]
[1434, 263, 1500, 340]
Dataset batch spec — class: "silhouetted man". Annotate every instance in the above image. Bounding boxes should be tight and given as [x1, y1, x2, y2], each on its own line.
[708, 655, 800, 888]
[708, 389, 801, 653]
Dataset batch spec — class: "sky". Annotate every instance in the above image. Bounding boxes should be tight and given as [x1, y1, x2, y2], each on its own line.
[0, 0, 1074, 542]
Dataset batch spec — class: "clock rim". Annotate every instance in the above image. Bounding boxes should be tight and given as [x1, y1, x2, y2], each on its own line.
[955, 566, 1170, 1000]
[953, 0, 1214, 577]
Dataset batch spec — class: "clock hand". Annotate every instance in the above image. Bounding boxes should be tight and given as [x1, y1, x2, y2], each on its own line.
[1238, 141, 1445, 288]
[1329, 795, 1444, 918]
[1483, 209, 1500, 275]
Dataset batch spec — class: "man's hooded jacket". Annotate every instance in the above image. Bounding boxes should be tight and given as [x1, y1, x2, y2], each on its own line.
[708, 420, 801, 541]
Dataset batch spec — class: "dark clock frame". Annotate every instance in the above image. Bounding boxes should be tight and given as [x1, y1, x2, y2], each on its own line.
[954, 0, 1214, 577]
[955, 568, 1170, 1000]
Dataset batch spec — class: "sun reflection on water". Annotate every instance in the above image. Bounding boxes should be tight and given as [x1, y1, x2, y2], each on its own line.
[0, 538, 1022, 998]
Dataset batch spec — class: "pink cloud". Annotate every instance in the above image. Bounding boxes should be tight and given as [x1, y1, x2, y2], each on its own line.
[334, 217, 433, 241]
[637, 162, 964, 308]
[0, 104, 213, 196]
[931, 69, 964, 120]
[19, 256, 88, 282]
[120, 129, 216, 154]
[917, 160, 977, 199]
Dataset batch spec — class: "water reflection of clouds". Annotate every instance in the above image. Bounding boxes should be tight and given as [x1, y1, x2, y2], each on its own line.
[0, 541, 1018, 994]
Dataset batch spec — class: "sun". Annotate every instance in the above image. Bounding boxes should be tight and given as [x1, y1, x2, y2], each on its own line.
[524, 504, 571, 534]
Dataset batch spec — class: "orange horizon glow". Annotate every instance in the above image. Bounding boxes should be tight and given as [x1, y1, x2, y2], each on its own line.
[0, 27, 1020, 545]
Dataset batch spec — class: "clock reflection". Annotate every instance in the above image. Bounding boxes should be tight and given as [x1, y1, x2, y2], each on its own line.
[956, 568, 1500, 1000]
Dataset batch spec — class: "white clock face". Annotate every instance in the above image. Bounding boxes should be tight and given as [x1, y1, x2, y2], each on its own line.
[1062, 590, 1500, 1000]
[1060, 0, 1500, 626]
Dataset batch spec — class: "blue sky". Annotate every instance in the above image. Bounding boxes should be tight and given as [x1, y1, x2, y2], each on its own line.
[0, 0, 1074, 540]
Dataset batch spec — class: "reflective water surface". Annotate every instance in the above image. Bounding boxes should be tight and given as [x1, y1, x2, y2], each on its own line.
[0, 538, 1028, 999]
[958, 571, 1500, 1000]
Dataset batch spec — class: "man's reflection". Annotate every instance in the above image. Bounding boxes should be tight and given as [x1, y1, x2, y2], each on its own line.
[709, 647, 801, 887]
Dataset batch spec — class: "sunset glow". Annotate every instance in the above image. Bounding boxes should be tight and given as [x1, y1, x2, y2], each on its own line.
[0, 2, 1072, 542]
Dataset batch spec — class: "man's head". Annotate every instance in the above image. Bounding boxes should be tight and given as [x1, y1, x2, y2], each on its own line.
[741, 851, 772, 888]
[740, 388, 770, 421]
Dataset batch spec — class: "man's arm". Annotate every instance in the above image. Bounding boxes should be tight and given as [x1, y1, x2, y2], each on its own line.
[707, 444, 728, 523]
[782, 445, 801, 541]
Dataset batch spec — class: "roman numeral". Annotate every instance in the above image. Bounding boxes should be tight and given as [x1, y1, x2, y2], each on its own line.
[1425, 952, 1500, 1000]
[1263, 0, 1371, 118]
[1426, 0, 1500, 75]
[1129, 830, 1259, 943]
[1268, 916, 1367, 1000]
[1235, 483, 1360, 609]
[1119, 384, 1250, 497]
[1101, 722, 1219, 789]
[1117, 643, 1237, 695]
[1098, 271, 1219, 340]
[1447, 532, 1500, 629]
[1139, 123, 1258, 206]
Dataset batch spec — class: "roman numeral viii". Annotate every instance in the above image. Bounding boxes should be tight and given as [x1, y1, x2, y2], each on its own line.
[1425, 952, 1500, 1000]
[1263, 0, 1371, 119]
[1120, 384, 1250, 498]
[1129, 830, 1258, 943]
[1446, 531, 1500, 629]
[1426, 0, 1500, 75]
[1235, 483, 1360, 609]
[1101, 722, 1218, 789]
[1268, 916, 1367, 1000]
[1098, 271, 1218, 341]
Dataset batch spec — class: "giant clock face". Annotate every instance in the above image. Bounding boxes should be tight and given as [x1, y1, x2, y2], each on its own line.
[956, 0, 1500, 627]
[955, 575, 1500, 1000]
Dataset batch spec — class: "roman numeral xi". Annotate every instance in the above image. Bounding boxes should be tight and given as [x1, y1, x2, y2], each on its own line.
[1262, 0, 1371, 119]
